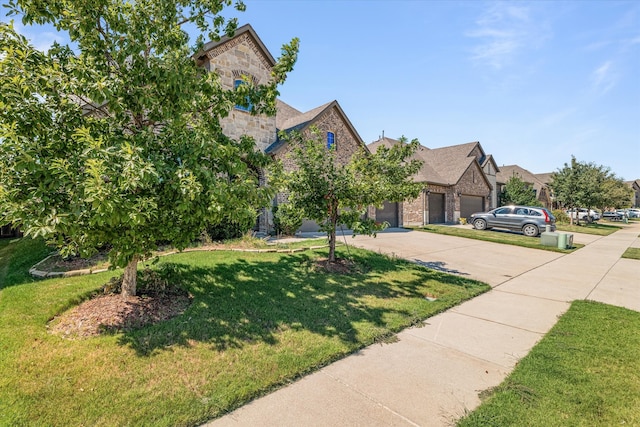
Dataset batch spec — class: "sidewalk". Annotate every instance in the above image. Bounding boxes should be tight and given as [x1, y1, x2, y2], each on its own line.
[205, 222, 640, 426]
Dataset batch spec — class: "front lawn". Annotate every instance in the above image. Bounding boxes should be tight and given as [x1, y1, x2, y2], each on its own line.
[458, 301, 640, 426]
[557, 222, 621, 236]
[0, 237, 52, 288]
[0, 241, 489, 426]
[411, 225, 583, 252]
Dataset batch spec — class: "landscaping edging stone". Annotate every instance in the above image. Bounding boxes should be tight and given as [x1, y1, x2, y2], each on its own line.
[29, 244, 330, 278]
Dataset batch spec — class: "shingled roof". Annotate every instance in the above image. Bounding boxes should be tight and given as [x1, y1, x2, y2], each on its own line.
[266, 99, 366, 154]
[368, 138, 489, 186]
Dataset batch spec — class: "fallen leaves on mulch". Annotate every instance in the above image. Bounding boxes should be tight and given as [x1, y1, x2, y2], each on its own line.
[314, 257, 358, 274]
[49, 293, 191, 339]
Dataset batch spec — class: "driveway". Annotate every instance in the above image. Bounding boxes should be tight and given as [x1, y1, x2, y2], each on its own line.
[347, 228, 563, 287]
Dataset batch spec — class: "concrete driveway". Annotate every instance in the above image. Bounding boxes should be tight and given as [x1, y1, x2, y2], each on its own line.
[346, 227, 563, 287]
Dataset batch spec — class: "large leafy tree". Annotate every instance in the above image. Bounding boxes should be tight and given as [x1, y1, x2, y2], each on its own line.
[272, 130, 423, 263]
[500, 176, 540, 207]
[0, 0, 298, 296]
[550, 156, 627, 224]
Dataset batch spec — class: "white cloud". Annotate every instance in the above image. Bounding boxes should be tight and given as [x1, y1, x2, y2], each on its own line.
[591, 61, 617, 95]
[467, 2, 551, 70]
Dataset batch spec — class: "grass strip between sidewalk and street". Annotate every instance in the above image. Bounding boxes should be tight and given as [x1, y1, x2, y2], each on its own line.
[458, 300, 640, 426]
[0, 238, 489, 426]
[621, 247, 640, 260]
[411, 225, 583, 252]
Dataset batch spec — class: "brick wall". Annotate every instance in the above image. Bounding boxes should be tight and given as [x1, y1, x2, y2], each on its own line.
[274, 105, 364, 171]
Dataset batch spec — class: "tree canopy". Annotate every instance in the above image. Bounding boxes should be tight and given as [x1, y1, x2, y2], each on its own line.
[271, 130, 423, 262]
[549, 156, 632, 224]
[0, 0, 298, 296]
[500, 175, 541, 207]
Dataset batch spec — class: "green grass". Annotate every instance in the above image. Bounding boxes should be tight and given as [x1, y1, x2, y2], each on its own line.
[458, 300, 640, 426]
[622, 247, 640, 260]
[556, 222, 621, 236]
[0, 237, 53, 288]
[0, 239, 489, 426]
[411, 225, 583, 252]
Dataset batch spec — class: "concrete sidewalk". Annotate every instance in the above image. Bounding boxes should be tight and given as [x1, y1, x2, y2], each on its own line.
[206, 222, 640, 426]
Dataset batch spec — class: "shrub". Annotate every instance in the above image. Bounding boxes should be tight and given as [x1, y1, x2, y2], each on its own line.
[273, 204, 303, 236]
[553, 209, 570, 224]
[205, 217, 255, 241]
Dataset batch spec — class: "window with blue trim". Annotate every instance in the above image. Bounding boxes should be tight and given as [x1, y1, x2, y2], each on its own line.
[234, 79, 252, 112]
[327, 131, 335, 150]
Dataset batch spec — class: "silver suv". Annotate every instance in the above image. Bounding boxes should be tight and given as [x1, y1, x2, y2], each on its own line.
[469, 205, 556, 237]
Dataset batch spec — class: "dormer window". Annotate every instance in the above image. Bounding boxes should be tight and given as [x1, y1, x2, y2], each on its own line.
[327, 131, 335, 150]
[234, 79, 252, 112]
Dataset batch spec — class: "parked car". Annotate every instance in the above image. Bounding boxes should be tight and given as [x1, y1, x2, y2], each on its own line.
[565, 208, 600, 221]
[602, 211, 623, 221]
[629, 209, 640, 218]
[470, 205, 556, 237]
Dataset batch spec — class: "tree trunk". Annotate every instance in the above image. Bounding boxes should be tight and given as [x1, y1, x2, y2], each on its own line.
[328, 206, 338, 263]
[328, 226, 337, 263]
[121, 255, 139, 297]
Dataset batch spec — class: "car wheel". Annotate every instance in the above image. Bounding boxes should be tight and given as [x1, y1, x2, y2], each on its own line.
[522, 224, 539, 237]
[473, 219, 487, 230]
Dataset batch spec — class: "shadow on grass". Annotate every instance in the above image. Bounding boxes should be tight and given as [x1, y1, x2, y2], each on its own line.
[0, 237, 53, 290]
[119, 249, 482, 357]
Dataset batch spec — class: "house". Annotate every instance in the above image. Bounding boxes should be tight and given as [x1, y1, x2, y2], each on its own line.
[626, 179, 640, 208]
[495, 165, 553, 209]
[198, 24, 369, 233]
[368, 138, 498, 226]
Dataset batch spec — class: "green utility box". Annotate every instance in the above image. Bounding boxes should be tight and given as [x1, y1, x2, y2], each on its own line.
[541, 232, 558, 247]
[557, 233, 574, 249]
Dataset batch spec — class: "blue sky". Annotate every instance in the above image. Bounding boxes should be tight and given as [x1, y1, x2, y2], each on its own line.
[5, 1, 640, 180]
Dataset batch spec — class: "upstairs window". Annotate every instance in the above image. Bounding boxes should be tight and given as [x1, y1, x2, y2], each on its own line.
[234, 79, 252, 112]
[327, 131, 335, 150]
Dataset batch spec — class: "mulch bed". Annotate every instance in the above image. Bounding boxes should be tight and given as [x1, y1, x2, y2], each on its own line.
[49, 293, 191, 339]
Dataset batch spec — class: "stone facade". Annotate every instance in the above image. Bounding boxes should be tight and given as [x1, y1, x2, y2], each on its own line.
[205, 31, 276, 152]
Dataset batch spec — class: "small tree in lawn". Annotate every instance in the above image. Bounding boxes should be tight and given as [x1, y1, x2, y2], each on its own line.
[550, 157, 582, 225]
[500, 176, 541, 207]
[0, 1, 298, 297]
[272, 129, 423, 263]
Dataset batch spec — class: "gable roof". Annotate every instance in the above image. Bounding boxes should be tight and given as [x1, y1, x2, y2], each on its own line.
[426, 142, 481, 185]
[496, 165, 551, 193]
[195, 24, 276, 68]
[368, 138, 491, 187]
[266, 99, 367, 154]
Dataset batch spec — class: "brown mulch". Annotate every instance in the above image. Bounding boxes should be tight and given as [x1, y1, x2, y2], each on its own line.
[49, 293, 191, 339]
[314, 257, 357, 274]
[37, 251, 110, 272]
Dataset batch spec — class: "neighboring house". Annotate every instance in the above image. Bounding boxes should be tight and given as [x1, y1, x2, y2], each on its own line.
[368, 138, 497, 225]
[626, 179, 640, 208]
[496, 165, 553, 209]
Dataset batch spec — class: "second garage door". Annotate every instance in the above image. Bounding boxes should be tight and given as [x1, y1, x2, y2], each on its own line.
[376, 201, 399, 228]
[460, 195, 484, 219]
